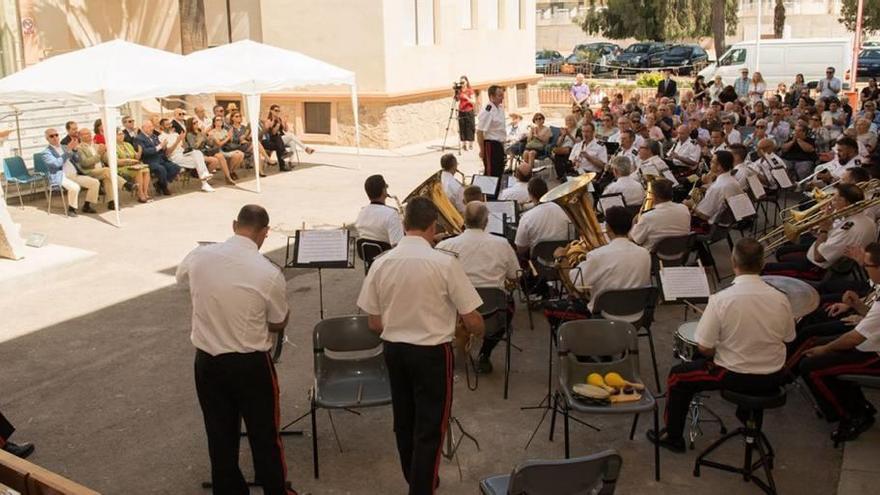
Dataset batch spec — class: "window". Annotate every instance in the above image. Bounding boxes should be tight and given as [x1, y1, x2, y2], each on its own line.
[516, 83, 528, 108]
[480, 0, 499, 29]
[304, 102, 331, 135]
[404, 0, 435, 45]
[719, 48, 747, 66]
[461, 0, 475, 29]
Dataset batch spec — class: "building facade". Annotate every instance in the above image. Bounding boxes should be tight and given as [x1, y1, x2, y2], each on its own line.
[0, 0, 539, 149]
[731, 0, 850, 43]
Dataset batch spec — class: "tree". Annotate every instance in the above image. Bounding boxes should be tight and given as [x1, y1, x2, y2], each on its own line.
[580, 0, 738, 57]
[840, 0, 880, 34]
[774, 0, 785, 38]
[178, 0, 207, 55]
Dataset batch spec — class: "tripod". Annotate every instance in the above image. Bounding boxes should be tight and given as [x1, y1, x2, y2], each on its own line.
[428, 94, 461, 154]
[442, 416, 480, 481]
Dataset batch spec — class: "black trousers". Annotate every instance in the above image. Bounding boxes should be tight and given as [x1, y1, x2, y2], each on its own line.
[798, 345, 880, 422]
[262, 134, 288, 164]
[194, 349, 294, 495]
[0, 410, 14, 447]
[482, 140, 505, 178]
[457, 111, 475, 141]
[479, 300, 515, 357]
[384, 341, 453, 495]
[762, 243, 826, 281]
[664, 359, 785, 440]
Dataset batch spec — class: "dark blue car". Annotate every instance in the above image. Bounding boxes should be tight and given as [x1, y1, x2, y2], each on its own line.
[536, 50, 564, 74]
[858, 48, 880, 79]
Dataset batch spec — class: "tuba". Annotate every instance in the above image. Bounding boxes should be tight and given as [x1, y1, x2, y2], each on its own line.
[540, 173, 607, 299]
[637, 174, 657, 221]
[403, 171, 464, 235]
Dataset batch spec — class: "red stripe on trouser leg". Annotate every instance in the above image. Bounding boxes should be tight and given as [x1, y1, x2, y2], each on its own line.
[431, 344, 453, 495]
[808, 356, 880, 420]
[663, 367, 726, 425]
[484, 142, 493, 176]
[785, 336, 821, 372]
[265, 354, 295, 494]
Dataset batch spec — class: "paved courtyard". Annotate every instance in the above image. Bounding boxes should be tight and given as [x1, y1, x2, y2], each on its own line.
[0, 146, 876, 494]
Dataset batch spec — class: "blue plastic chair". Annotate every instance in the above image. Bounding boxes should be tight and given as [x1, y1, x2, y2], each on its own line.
[3, 156, 46, 208]
[32, 153, 68, 216]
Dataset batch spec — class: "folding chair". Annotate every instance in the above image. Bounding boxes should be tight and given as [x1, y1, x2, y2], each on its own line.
[32, 153, 68, 216]
[355, 238, 391, 275]
[480, 449, 623, 495]
[550, 320, 660, 481]
[475, 287, 517, 399]
[3, 156, 47, 208]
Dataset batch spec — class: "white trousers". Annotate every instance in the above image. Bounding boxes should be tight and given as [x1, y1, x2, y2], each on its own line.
[61, 174, 100, 207]
[173, 150, 210, 179]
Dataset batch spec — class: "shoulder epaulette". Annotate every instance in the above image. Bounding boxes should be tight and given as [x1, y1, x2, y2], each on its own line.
[435, 247, 460, 258]
[485, 105, 492, 112]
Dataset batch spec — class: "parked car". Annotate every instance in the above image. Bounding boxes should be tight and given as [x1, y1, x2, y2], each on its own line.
[563, 44, 618, 74]
[613, 42, 667, 73]
[648, 44, 710, 74]
[535, 50, 564, 74]
[858, 48, 880, 79]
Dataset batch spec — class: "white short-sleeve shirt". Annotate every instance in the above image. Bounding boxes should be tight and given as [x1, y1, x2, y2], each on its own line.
[357, 236, 483, 346]
[603, 175, 645, 207]
[355, 202, 404, 246]
[176, 235, 289, 356]
[436, 228, 520, 290]
[498, 180, 531, 204]
[568, 138, 608, 174]
[807, 213, 878, 269]
[569, 238, 651, 313]
[629, 201, 691, 251]
[476, 102, 507, 142]
[855, 302, 880, 355]
[669, 138, 702, 168]
[441, 170, 466, 214]
[694, 275, 796, 374]
[696, 172, 744, 224]
[514, 202, 571, 252]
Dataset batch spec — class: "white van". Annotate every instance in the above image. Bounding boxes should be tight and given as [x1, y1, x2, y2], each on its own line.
[699, 38, 853, 88]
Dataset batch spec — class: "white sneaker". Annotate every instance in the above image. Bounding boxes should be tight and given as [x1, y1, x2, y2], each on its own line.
[201, 182, 215, 192]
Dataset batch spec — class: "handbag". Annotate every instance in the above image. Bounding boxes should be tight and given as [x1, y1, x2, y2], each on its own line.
[525, 137, 545, 151]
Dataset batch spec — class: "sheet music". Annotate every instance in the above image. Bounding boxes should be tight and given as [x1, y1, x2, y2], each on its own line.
[599, 193, 625, 212]
[640, 164, 660, 178]
[771, 168, 793, 188]
[297, 229, 349, 264]
[487, 213, 504, 235]
[746, 174, 765, 199]
[486, 200, 516, 221]
[661, 169, 679, 185]
[471, 175, 499, 195]
[726, 193, 756, 221]
[660, 266, 711, 300]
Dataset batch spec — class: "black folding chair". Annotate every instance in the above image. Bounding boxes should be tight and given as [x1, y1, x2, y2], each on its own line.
[356, 238, 391, 275]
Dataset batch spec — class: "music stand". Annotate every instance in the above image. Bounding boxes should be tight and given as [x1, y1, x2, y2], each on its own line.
[286, 229, 356, 320]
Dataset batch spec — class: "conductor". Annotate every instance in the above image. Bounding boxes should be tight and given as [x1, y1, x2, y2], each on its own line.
[176, 205, 296, 495]
[358, 197, 484, 494]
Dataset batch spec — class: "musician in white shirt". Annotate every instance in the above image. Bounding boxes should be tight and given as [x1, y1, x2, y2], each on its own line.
[816, 136, 861, 186]
[603, 156, 646, 207]
[688, 150, 744, 224]
[498, 162, 532, 205]
[440, 153, 466, 214]
[437, 202, 519, 373]
[753, 138, 788, 190]
[355, 174, 404, 247]
[630, 178, 691, 251]
[722, 118, 742, 145]
[614, 129, 641, 168]
[568, 121, 608, 175]
[514, 178, 571, 257]
[667, 124, 702, 173]
[648, 239, 794, 453]
[728, 144, 758, 191]
[636, 140, 675, 184]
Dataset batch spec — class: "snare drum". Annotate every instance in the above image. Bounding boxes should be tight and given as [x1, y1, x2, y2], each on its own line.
[674, 322, 700, 362]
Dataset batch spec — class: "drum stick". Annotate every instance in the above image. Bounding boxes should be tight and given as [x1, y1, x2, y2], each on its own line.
[683, 300, 705, 315]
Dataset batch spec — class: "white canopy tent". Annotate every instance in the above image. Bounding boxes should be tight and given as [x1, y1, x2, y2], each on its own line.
[0, 40, 208, 226]
[185, 40, 360, 192]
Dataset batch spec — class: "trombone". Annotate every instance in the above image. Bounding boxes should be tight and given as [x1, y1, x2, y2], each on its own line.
[759, 194, 880, 252]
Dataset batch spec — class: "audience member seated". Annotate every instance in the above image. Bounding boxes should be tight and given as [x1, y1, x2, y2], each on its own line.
[437, 201, 520, 374]
[158, 118, 214, 192]
[41, 127, 100, 216]
[780, 122, 818, 180]
[75, 127, 116, 210]
[504, 112, 527, 165]
[186, 117, 238, 186]
[122, 115, 139, 147]
[551, 114, 579, 179]
[171, 108, 188, 134]
[134, 120, 181, 196]
[522, 112, 552, 168]
[194, 105, 212, 130]
[226, 111, 254, 170]
[93, 118, 105, 145]
[60, 120, 78, 146]
[115, 129, 152, 203]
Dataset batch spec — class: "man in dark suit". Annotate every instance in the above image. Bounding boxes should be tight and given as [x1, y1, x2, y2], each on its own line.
[656, 69, 678, 100]
[134, 119, 180, 196]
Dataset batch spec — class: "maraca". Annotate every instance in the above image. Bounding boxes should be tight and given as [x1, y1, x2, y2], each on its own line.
[587, 373, 615, 392]
[604, 372, 645, 391]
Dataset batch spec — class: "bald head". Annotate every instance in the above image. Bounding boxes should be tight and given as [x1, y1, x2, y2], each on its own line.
[757, 138, 776, 154]
[464, 201, 489, 230]
[515, 161, 533, 182]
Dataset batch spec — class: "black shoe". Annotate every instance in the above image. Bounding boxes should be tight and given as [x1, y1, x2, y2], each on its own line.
[161, 187, 172, 196]
[123, 181, 135, 192]
[832, 415, 876, 444]
[646, 429, 686, 454]
[279, 164, 291, 172]
[3, 441, 35, 459]
[67, 206, 78, 217]
[476, 354, 493, 374]
[82, 202, 97, 214]
[107, 201, 115, 211]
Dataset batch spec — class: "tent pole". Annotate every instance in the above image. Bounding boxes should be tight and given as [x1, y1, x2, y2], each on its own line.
[246, 93, 262, 193]
[102, 105, 121, 227]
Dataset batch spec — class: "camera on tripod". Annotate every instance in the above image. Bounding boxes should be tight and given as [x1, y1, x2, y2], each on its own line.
[453, 81, 463, 95]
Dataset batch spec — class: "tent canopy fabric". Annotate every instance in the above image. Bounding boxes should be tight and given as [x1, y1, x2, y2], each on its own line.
[186, 39, 355, 95]
[0, 40, 204, 107]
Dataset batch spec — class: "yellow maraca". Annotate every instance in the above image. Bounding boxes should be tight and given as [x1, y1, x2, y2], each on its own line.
[604, 372, 645, 391]
[587, 373, 615, 392]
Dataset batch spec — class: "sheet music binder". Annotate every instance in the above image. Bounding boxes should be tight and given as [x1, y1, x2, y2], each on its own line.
[286, 229, 355, 269]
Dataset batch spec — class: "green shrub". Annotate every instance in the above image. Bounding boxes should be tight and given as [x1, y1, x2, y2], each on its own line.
[635, 72, 665, 88]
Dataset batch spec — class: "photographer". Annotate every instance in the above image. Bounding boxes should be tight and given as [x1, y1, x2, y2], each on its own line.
[456, 76, 476, 151]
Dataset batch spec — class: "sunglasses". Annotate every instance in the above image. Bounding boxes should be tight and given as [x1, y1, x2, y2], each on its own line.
[48, 133, 58, 138]
[756, 125, 766, 128]
[534, 117, 544, 121]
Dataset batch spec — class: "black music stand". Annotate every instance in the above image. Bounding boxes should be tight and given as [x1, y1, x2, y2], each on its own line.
[286, 229, 356, 320]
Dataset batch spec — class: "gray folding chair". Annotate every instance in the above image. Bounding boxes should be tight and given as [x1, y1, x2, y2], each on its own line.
[475, 287, 517, 399]
[309, 315, 392, 478]
[480, 449, 623, 495]
[551, 320, 660, 481]
[591, 285, 661, 393]
[527, 239, 569, 298]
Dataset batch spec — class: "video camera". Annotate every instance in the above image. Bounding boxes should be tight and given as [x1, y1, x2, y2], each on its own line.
[453, 81, 463, 95]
